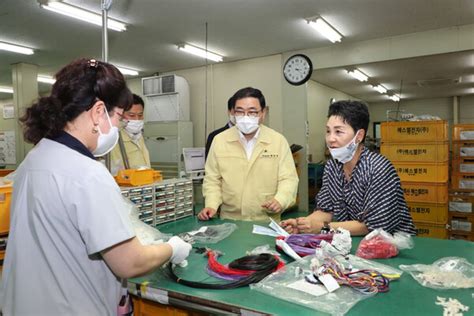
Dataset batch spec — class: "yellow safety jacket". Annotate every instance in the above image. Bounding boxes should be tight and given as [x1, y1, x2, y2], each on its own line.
[204, 125, 299, 221]
[110, 129, 151, 175]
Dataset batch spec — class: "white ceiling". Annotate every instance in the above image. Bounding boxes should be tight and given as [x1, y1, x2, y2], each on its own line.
[1, 0, 474, 101]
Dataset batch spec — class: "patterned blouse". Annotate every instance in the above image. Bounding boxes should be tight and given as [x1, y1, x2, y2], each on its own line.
[316, 147, 416, 235]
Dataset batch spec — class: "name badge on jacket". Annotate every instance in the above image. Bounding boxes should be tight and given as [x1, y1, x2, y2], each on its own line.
[260, 149, 279, 158]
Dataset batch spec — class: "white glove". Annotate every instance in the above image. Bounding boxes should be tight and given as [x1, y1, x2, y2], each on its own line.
[167, 236, 192, 264]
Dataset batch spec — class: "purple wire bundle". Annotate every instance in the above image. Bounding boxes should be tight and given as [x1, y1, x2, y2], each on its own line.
[284, 234, 334, 256]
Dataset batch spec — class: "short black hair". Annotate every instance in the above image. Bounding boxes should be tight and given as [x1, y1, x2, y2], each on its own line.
[227, 95, 234, 111]
[133, 94, 145, 108]
[229, 87, 266, 110]
[327, 100, 370, 141]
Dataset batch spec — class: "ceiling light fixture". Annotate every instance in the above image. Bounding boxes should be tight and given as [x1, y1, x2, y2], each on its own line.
[116, 66, 139, 76]
[389, 94, 400, 102]
[0, 86, 14, 94]
[37, 75, 56, 84]
[38, 0, 127, 32]
[306, 16, 343, 43]
[347, 69, 369, 82]
[372, 84, 387, 94]
[0, 41, 34, 55]
[177, 44, 223, 62]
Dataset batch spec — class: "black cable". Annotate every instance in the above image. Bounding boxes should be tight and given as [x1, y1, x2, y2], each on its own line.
[167, 253, 280, 289]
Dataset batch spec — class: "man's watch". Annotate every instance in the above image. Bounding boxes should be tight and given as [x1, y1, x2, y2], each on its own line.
[320, 221, 331, 234]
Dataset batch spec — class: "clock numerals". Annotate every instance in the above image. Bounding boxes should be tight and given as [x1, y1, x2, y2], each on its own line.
[283, 54, 313, 86]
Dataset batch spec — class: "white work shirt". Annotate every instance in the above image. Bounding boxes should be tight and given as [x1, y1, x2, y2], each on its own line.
[238, 128, 260, 160]
[0, 138, 135, 315]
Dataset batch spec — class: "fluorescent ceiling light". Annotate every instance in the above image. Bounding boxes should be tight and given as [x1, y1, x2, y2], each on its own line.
[37, 75, 56, 84]
[0, 41, 34, 55]
[39, 1, 127, 32]
[307, 17, 343, 43]
[117, 66, 139, 76]
[0, 86, 14, 94]
[347, 69, 369, 82]
[177, 44, 223, 62]
[389, 94, 400, 102]
[373, 84, 387, 94]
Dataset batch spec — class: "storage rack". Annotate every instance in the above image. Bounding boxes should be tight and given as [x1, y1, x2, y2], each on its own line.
[121, 178, 194, 226]
[449, 124, 474, 241]
[381, 120, 449, 239]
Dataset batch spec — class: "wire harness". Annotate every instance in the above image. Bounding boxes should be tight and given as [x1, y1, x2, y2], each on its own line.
[308, 257, 394, 294]
[168, 249, 284, 289]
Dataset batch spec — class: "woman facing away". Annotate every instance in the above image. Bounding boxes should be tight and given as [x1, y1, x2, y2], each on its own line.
[0, 58, 191, 315]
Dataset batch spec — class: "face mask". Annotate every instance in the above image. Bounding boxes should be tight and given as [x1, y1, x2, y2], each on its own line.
[235, 115, 259, 134]
[125, 120, 144, 136]
[328, 131, 360, 164]
[92, 109, 119, 157]
[229, 115, 236, 125]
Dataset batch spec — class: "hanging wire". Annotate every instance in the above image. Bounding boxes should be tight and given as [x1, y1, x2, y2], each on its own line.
[204, 22, 209, 144]
[395, 79, 403, 120]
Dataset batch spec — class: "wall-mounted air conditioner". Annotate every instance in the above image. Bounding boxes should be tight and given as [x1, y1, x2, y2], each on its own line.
[142, 75, 190, 122]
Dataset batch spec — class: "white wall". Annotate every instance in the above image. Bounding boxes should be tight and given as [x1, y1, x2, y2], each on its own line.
[460, 95, 474, 123]
[134, 55, 284, 148]
[307, 81, 360, 163]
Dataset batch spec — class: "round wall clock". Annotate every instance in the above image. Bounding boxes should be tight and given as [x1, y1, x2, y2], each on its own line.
[283, 54, 313, 86]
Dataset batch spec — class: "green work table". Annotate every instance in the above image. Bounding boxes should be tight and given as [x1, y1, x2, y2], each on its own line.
[128, 217, 474, 315]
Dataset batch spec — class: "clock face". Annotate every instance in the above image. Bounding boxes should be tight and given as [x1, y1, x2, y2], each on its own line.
[283, 54, 313, 85]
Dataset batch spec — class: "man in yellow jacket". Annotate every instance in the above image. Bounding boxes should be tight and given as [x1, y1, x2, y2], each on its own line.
[198, 87, 299, 221]
[110, 94, 151, 175]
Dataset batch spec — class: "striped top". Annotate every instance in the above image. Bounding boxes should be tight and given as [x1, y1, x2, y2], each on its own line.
[316, 147, 416, 235]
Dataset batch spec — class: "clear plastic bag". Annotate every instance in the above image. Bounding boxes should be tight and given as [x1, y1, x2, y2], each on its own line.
[125, 198, 171, 245]
[251, 254, 402, 315]
[356, 229, 414, 259]
[179, 222, 237, 244]
[246, 244, 281, 257]
[399, 257, 474, 289]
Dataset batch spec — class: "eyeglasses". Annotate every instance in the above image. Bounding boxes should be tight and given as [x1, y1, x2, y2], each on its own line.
[113, 110, 129, 126]
[234, 110, 261, 118]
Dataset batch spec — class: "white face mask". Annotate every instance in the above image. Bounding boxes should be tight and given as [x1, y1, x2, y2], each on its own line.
[92, 109, 119, 157]
[235, 115, 259, 134]
[125, 120, 144, 136]
[328, 131, 360, 164]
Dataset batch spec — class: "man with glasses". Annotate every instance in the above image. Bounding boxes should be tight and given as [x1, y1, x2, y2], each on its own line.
[198, 87, 299, 221]
[110, 93, 151, 175]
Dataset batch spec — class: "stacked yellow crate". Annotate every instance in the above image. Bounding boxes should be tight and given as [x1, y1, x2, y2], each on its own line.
[449, 124, 474, 241]
[381, 121, 449, 239]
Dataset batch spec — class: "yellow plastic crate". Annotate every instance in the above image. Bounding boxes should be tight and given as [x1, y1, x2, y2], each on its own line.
[381, 142, 448, 162]
[453, 124, 474, 141]
[449, 213, 474, 233]
[408, 202, 448, 224]
[451, 173, 474, 190]
[381, 121, 448, 142]
[414, 222, 448, 239]
[452, 159, 474, 174]
[402, 182, 448, 203]
[449, 190, 474, 213]
[393, 162, 448, 183]
[115, 169, 162, 186]
[452, 141, 474, 159]
[0, 184, 12, 235]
